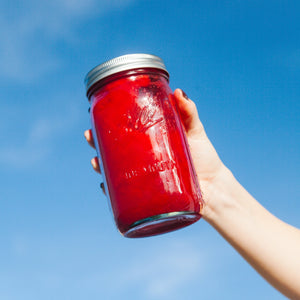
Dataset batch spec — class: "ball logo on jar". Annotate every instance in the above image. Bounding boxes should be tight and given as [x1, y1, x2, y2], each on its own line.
[123, 99, 165, 133]
[134, 105, 164, 132]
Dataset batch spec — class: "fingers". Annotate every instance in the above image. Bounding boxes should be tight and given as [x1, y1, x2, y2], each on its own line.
[84, 129, 106, 196]
[100, 182, 106, 195]
[92, 158, 106, 195]
[174, 89, 206, 138]
[84, 129, 96, 149]
[85, 129, 101, 173]
[91, 156, 101, 173]
[91, 157, 106, 195]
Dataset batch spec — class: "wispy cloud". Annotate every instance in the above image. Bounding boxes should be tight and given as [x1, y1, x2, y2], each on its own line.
[0, 0, 136, 82]
[117, 239, 205, 299]
[0, 104, 79, 168]
[5, 232, 216, 299]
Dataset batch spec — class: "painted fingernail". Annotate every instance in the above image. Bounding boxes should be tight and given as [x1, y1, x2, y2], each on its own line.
[181, 89, 189, 101]
[100, 182, 104, 190]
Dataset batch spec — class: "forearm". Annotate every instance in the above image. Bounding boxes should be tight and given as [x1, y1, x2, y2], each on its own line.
[202, 166, 300, 300]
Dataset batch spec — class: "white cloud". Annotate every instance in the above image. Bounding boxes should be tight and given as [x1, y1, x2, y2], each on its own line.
[0, 104, 79, 168]
[117, 239, 204, 299]
[0, 0, 136, 82]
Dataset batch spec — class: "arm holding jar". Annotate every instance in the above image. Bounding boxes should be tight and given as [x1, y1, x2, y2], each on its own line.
[84, 88, 300, 300]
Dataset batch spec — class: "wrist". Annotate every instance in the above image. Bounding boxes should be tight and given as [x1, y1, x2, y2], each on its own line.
[200, 165, 250, 225]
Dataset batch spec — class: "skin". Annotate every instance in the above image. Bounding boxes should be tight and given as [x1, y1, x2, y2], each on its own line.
[84, 89, 300, 299]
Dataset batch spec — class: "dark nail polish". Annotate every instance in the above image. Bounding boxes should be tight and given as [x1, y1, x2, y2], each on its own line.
[181, 90, 189, 101]
[100, 182, 104, 190]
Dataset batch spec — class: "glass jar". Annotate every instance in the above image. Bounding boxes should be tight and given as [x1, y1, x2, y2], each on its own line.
[84, 54, 203, 238]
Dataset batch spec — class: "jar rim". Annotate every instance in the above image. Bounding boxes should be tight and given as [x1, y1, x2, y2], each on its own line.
[84, 54, 169, 95]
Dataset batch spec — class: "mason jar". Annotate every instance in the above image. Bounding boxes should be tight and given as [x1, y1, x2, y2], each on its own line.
[84, 54, 203, 238]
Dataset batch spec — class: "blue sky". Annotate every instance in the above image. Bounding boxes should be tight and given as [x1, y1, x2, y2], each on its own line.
[0, 0, 299, 299]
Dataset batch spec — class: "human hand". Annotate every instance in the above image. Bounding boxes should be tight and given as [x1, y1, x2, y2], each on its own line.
[84, 88, 228, 218]
[83, 129, 106, 194]
[172, 89, 234, 220]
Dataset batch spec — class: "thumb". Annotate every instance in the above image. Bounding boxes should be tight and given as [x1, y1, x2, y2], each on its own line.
[174, 89, 205, 138]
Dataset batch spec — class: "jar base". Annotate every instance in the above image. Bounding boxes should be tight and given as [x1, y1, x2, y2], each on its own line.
[123, 211, 201, 238]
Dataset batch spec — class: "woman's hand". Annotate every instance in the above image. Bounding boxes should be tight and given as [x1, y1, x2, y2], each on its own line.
[83, 129, 105, 194]
[84, 88, 228, 217]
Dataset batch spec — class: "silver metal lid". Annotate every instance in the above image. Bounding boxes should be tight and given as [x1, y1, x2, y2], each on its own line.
[84, 54, 169, 95]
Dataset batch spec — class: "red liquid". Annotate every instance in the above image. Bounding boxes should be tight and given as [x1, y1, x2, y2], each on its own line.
[90, 70, 203, 237]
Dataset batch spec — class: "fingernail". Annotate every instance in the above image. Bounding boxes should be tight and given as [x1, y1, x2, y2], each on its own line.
[100, 182, 104, 190]
[181, 89, 189, 101]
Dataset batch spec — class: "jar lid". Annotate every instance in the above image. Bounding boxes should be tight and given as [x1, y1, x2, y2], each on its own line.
[84, 54, 169, 95]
